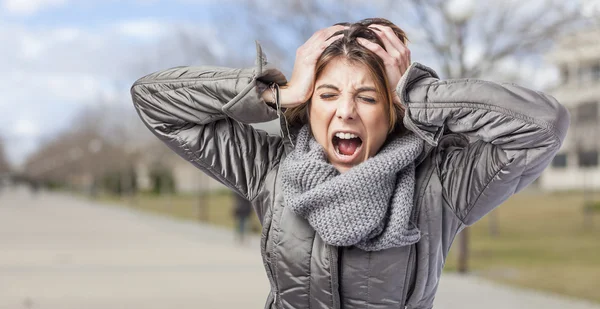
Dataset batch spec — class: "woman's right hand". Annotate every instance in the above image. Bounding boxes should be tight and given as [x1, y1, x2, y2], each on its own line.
[279, 25, 346, 108]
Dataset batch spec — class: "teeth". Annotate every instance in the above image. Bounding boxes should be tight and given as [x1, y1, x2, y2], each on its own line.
[335, 132, 358, 139]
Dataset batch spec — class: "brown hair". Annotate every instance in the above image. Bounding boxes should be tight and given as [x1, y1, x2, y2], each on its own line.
[284, 18, 409, 134]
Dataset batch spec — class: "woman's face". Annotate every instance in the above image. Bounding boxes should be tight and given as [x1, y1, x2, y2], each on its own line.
[309, 57, 389, 173]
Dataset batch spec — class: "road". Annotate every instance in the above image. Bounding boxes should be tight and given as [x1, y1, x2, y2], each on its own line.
[1, 186, 598, 309]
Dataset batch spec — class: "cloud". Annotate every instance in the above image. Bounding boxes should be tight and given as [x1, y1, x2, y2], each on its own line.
[491, 57, 559, 90]
[52, 27, 82, 42]
[116, 19, 170, 40]
[0, 17, 227, 166]
[46, 74, 106, 101]
[19, 34, 45, 60]
[2, 0, 69, 15]
[14, 119, 39, 137]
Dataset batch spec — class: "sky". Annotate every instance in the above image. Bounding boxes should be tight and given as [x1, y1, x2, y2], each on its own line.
[1, 0, 592, 168]
[0, 0, 245, 167]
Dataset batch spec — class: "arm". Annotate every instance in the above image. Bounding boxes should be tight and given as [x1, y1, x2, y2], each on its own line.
[397, 62, 570, 225]
[130, 42, 287, 218]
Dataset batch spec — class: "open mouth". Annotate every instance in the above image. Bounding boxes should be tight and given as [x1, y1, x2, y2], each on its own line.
[332, 132, 363, 161]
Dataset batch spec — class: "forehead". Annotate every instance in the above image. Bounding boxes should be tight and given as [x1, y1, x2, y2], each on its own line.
[315, 58, 376, 88]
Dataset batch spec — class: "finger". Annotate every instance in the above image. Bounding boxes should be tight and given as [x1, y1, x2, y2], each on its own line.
[368, 25, 401, 61]
[310, 34, 343, 57]
[300, 34, 343, 64]
[308, 25, 348, 44]
[298, 26, 345, 57]
[368, 25, 407, 51]
[357, 37, 396, 67]
[322, 33, 343, 47]
[304, 26, 345, 57]
[369, 25, 411, 63]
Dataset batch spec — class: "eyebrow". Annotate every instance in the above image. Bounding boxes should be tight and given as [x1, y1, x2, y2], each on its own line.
[315, 84, 377, 93]
[316, 84, 339, 91]
[356, 86, 377, 93]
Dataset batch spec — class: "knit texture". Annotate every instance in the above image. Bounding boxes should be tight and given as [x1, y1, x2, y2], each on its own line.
[280, 125, 424, 251]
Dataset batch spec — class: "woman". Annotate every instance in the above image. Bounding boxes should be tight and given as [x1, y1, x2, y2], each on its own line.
[131, 18, 569, 309]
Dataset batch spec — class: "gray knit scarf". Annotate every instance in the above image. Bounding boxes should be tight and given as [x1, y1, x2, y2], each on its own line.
[281, 125, 424, 251]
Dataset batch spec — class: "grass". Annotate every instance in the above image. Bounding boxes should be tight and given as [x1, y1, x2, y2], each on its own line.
[98, 190, 600, 303]
[98, 190, 262, 232]
[446, 191, 600, 303]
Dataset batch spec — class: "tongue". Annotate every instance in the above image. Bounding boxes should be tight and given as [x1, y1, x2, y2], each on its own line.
[338, 139, 360, 156]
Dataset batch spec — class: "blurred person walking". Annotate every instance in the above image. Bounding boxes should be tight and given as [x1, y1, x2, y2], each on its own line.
[233, 192, 253, 245]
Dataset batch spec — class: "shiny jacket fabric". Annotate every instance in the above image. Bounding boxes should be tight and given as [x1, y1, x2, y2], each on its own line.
[131, 43, 569, 309]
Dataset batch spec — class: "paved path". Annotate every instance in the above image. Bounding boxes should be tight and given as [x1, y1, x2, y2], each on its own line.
[1, 186, 599, 309]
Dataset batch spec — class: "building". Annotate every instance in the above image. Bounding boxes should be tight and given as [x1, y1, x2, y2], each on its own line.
[541, 28, 600, 191]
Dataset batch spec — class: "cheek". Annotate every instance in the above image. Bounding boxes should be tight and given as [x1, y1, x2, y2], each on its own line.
[308, 101, 334, 147]
[364, 107, 390, 153]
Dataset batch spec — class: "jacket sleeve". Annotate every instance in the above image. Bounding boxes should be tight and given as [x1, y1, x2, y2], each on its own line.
[130, 43, 287, 215]
[397, 63, 570, 226]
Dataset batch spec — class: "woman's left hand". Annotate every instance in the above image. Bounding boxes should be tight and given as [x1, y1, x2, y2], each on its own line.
[357, 25, 411, 104]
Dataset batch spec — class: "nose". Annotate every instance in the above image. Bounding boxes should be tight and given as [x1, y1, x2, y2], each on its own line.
[335, 96, 357, 121]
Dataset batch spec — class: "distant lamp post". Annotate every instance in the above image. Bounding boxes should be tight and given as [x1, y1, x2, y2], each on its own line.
[445, 0, 475, 24]
[445, 0, 475, 275]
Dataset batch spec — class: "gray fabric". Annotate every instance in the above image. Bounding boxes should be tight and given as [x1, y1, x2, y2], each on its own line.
[281, 125, 423, 251]
[130, 41, 570, 309]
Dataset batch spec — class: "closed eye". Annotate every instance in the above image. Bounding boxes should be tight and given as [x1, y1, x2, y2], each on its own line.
[320, 93, 338, 100]
[358, 96, 376, 103]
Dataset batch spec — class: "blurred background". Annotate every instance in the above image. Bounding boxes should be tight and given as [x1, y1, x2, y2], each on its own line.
[0, 0, 599, 308]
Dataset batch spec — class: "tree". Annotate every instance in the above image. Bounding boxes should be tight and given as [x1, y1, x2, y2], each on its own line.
[237, 0, 590, 274]
[404, 0, 586, 80]
[0, 137, 10, 174]
[242, 0, 588, 82]
[22, 100, 147, 194]
[394, 0, 587, 274]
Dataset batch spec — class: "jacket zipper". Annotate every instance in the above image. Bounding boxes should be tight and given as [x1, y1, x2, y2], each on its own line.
[260, 205, 280, 309]
[328, 245, 341, 309]
[267, 241, 280, 308]
[402, 154, 436, 308]
[265, 244, 280, 308]
[400, 245, 416, 307]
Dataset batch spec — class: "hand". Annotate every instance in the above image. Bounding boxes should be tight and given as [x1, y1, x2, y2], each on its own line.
[357, 25, 411, 105]
[279, 25, 346, 108]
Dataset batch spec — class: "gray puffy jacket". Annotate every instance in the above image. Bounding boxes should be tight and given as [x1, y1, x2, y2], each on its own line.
[131, 43, 569, 309]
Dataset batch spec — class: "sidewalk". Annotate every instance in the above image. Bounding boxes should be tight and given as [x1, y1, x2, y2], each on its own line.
[0, 186, 598, 309]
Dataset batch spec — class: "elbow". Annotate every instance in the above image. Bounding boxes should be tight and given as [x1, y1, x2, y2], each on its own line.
[548, 96, 571, 145]
[130, 78, 151, 110]
[554, 102, 571, 144]
[130, 69, 161, 106]
[535, 91, 570, 146]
